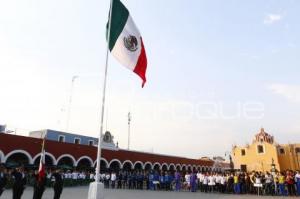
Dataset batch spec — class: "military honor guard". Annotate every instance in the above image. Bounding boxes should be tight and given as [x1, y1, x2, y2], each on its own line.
[32, 170, 47, 199]
[11, 167, 27, 199]
[51, 169, 64, 199]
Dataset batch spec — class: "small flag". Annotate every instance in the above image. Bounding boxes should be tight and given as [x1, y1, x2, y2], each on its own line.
[107, 0, 147, 87]
[38, 139, 46, 182]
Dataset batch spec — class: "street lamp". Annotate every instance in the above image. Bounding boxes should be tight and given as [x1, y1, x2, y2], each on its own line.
[271, 158, 276, 173]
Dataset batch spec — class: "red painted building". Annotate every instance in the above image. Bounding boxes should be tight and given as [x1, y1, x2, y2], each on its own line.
[0, 133, 228, 172]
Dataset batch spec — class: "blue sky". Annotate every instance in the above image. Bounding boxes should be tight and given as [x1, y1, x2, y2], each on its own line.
[0, 0, 300, 158]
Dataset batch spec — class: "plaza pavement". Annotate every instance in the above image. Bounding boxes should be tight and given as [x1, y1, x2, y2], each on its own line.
[2, 186, 287, 199]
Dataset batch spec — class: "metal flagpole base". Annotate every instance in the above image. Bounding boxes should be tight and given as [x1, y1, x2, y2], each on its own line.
[88, 182, 104, 199]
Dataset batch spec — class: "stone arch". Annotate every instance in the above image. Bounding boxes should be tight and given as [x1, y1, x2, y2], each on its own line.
[93, 158, 109, 172]
[181, 164, 187, 171]
[0, 150, 4, 163]
[94, 158, 109, 168]
[56, 154, 76, 167]
[4, 150, 33, 165]
[197, 166, 201, 172]
[108, 159, 122, 171]
[144, 162, 152, 171]
[168, 163, 176, 171]
[122, 160, 134, 171]
[175, 164, 181, 171]
[161, 163, 168, 171]
[152, 162, 161, 171]
[33, 152, 57, 166]
[192, 165, 197, 172]
[187, 164, 192, 172]
[133, 161, 144, 170]
[76, 156, 93, 168]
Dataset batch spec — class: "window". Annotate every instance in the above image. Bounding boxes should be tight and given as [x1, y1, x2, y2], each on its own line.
[257, 145, 264, 154]
[241, 149, 246, 156]
[74, 138, 80, 144]
[58, 135, 65, 142]
[240, 165, 247, 172]
[88, 140, 94, 146]
[295, 147, 300, 153]
[279, 148, 285, 154]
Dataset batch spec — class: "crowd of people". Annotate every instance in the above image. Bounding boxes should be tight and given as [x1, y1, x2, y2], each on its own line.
[97, 169, 300, 196]
[1, 164, 300, 198]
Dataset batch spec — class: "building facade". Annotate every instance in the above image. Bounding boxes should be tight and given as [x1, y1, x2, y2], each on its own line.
[29, 129, 99, 146]
[232, 128, 300, 172]
[0, 132, 230, 172]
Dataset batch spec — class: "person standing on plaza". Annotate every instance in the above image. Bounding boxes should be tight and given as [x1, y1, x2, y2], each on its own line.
[278, 172, 287, 196]
[295, 171, 300, 196]
[110, 171, 116, 189]
[117, 171, 122, 189]
[190, 172, 197, 192]
[286, 170, 295, 196]
[11, 167, 27, 199]
[51, 169, 64, 199]
[184, 172, 190, 191]
[174, 170, 181, 191]
[0, 165, 8, 197]
[264, 172, 273, 195]
[203, 173, 208, 192]
[32, 170, 47, 199]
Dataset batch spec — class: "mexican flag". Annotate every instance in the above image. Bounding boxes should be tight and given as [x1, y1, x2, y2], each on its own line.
[107, 0, 147, 87]
[38, 139, 46, 183]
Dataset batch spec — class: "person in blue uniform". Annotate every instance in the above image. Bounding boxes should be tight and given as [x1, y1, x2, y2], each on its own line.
[11, 167, 27, 199]
[295, 171, 300, 196]
[137, 171, 144, 190]
[175, 170, 181, 191]
[190, 172, 197, 192]
[159, 172, 165, 190]
[164, 171, 171, 191]
[148, 171, 154, 190]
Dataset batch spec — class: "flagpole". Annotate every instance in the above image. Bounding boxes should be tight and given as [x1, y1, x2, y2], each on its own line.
[95, 0, 114, 184]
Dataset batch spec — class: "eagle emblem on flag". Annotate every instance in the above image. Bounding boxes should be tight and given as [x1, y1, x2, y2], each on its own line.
[123, 35, 138, 52]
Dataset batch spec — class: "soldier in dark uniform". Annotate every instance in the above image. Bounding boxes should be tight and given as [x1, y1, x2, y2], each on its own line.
[0, 165, 8, 197]
[51, 169, 64, 199]
[32, 170, 47, 199]
[11, 167, 27, 199]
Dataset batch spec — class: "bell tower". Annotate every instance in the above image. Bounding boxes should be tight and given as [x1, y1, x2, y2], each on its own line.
[254, 128, 274, 144]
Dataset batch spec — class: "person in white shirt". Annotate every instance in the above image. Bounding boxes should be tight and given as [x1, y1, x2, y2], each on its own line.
[89, 172, 95, 181]
[111, 172, 117, 189]
[184, 173, 191, 191]
[72, 171, 78, 180]
[264, 172, 273, 195]
[220, 174, 227, 193]
[104, 172, 110, 188]
[203, 174, 209, 192]
[208, 173, 216, 192]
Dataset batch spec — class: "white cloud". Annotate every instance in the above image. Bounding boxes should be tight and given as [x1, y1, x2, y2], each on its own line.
[267, 83, 300, 103]
[263, 14, 282, 25]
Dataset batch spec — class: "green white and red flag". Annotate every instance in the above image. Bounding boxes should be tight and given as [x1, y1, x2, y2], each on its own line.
[107, 0, 147, 87]
[38, 139, 46, 182]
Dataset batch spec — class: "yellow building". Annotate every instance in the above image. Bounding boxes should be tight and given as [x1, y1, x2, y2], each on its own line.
[232, 128, 300, 172]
